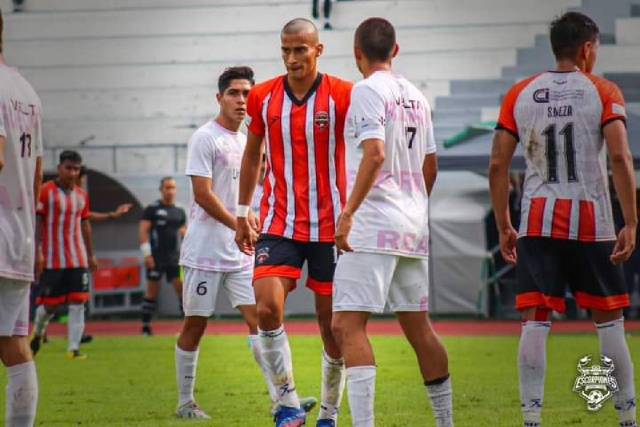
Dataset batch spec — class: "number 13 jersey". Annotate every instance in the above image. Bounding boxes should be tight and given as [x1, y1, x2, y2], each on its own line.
[497, 70, 626, 242]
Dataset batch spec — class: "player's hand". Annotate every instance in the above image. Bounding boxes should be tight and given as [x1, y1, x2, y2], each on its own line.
[34, 250, 44, 281]
[335, 211, 354, 254]
[89, 256, 98, 272]
[499, 226, 518, 265]
[113, 203, 132, 218]
[235, 217, 259, 255]
[611, 224, 636, 265]
[144, 255, 155, 270]
[247, 210, 261, 234]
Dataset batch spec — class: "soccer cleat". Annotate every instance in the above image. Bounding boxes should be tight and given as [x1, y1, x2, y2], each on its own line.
[274, 406, 306, 427]
[271, 396, 317, 417]
[316, 420, 335, 427]
[66, 350, 87, 360]
[80, 334, 93, 344]
[142, 326, 153, 336]
[175, 401, 211, 419]
[29, 333, 44, 357]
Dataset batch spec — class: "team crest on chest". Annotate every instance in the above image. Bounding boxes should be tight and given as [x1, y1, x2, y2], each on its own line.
[314, 111, 329, 130]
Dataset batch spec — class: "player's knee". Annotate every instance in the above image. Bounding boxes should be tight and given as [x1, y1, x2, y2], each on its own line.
[330, 315, 348, 344]
[256, 301, 282, 323]
[0, 337, 32, 367]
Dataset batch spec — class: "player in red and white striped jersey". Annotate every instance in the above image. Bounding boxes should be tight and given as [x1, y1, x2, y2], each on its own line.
[31, 150, 98, 360]
[489, 12, 637, 427]
[235, 18, 351, 427]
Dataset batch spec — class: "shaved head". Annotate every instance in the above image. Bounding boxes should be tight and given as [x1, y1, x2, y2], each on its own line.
[281, 18, 319, 43]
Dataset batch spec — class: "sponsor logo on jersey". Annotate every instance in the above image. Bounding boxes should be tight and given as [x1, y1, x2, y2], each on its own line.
[572, 355, 619, 411]
[533, 88, 550, 103]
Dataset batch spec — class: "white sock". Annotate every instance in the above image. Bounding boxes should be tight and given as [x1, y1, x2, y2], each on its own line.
[425, 374, 454, 427]
[596, 317, 637, 426]
[175, 343, 199, 407]
[317, 350, 346, 421]
[5, 361, 38, 427]
[346, 366, 376, 427]
[33, 305, 54, 337]
[519, 321, 550, 427]
[67, 304, 85, 352]
[249, 334, 278, 403]
[259, 326, 300, 408]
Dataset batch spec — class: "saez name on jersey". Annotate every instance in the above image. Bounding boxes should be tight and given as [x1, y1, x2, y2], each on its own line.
[548, 105, 573, 118]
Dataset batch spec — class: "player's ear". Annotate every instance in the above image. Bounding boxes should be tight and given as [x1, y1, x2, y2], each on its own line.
[392, 43, 399, 59]
[316, 43, 324, 57]
[216, 92, 222, 104]
[354, 45, 363, 62]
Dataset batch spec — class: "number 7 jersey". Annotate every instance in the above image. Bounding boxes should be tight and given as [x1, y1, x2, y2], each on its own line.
[497, 70, 626, 242]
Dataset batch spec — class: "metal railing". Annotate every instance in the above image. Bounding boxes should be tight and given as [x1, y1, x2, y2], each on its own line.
[44, 143, 188, 174]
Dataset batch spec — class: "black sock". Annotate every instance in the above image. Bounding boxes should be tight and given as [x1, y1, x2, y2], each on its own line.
[142, 298, 156, 327]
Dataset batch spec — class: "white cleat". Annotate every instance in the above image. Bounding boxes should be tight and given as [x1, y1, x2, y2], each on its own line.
[175, 401, 211, 419]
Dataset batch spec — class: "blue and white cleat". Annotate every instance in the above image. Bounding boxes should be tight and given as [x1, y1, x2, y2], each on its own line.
[271, 396, 317, 417]
[274, 405, 306, 427]
[316, 419, 336, 427]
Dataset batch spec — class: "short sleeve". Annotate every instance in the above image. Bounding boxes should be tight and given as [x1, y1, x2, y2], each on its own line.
[246, 87, 265, 136]
[80, 191, 90, 220]
[142, 205, 155, 221]
[425, 125, 437, 155]
[496, 85, 520, 140]
[34, 103, 43, 157]
[597, 80, 626, 127]
[185, 131, 215, 178]
[36, 184, 47, 216]
[351, 83, 386, 145]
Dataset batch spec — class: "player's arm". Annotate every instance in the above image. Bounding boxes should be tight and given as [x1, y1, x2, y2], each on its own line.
[139, 218, 152, 254]
[88, 203, 132, 222]
[605, 120, 637, 263]
[488, 130, 519, 263]
[237, 130, 265, 208]
[422, 153, 437, 197]
[344, 139, 385, 216]
[192, 176, 237, 230]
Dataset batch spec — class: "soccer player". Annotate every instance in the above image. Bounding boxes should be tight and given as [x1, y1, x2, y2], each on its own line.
[139, 177, 187, 335]
[235, 18, 352, 427]
[0, 9, 42, 425]
[489, 12, 637, 427]
[173, 66, 315, 420]
[331, 18, 454, 427]
[30, 150, 98, 360]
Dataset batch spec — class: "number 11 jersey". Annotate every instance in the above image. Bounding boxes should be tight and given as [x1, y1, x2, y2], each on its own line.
[497, 70, 626, 242]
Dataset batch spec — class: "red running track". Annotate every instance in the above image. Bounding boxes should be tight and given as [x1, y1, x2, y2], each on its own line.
[43, 319, 640, 337]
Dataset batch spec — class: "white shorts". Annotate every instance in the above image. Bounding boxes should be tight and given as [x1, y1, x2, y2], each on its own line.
[0, 278, 30, 337]
[333, 252, 429, 313]
[182, 267, 255, 317]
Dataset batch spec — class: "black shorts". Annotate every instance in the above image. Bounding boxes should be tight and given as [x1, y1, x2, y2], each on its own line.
[253, 234, 336, 295]
[516, 237, 629, 312]
[146, 262, 181, 282]
[36, 268, 90, 305]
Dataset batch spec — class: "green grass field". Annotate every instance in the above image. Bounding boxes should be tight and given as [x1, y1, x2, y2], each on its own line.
[2, 332, 639, 426]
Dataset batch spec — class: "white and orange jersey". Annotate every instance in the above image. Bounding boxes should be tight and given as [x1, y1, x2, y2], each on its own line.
[344, 71, 436, 259]
[0, 65, 43, 282]
[180, 120, 253, 272]
[497, 70, 626, 242]
[37, 180, 90, 269]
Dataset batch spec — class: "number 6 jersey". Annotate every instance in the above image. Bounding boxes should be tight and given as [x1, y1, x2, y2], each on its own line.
[497, 70, 626, 242]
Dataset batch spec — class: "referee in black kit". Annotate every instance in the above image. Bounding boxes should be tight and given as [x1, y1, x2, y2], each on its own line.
[139, 177, 187, 335]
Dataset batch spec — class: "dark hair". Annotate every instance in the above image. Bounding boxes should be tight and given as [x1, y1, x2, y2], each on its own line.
[550, 12, 599, 60]
[354, 17, 396, 62]
[79, 165, 87, 178]
[218, 66, 255, 94]
[59, 150, 82, 164]
[160, 176, 175, 187]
